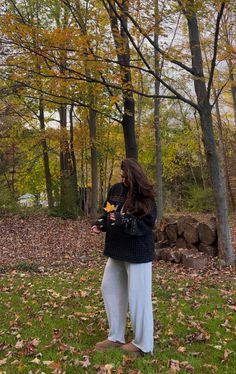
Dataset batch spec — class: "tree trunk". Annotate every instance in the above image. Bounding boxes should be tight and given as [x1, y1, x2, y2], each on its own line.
[202, 42, 235, 211]
[194, 113, 206, 189]
[108, 155, 115, 191]
[222, 12, 236, 126]
[69, 105, 80, 211]
[185, 4, 235, 265]
[99, 166, 104, 208]
[154, 0, 163, 225]
[108, 0, 138, 159]
[122, 96, 137, 158]
[136, 70, 143, 146]
[88, 107, 98, 218]
[59, 105, 78, 218]
[39, 98, 54, 209]
[213, 87, 235, 211]
[200, 104, 234, 264]
[104, 128, 109, 197]
[228, 58, 236, 127]
[11, 139, 16, 200]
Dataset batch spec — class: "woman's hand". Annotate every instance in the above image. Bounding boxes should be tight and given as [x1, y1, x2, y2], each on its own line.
[109, 211, 125, 226]
[91, 225, 101, 234]
[109, 212, 116, 221]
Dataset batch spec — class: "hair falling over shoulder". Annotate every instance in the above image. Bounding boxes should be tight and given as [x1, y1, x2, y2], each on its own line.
[121, 158, 156, 217]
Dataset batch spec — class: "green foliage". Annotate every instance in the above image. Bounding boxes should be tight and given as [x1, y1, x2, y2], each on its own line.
[49, 206, 79, 220]
[162, 127, 200, 184]
[185, 185, 215, 213]
[0, 185, 17, 210]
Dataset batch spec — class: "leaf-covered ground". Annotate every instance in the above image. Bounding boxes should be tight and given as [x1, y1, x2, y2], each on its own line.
[0, 215, 105, 272]
[0, 214, 235, 374]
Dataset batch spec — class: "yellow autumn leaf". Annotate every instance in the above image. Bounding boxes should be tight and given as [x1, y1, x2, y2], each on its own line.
[104, 202, 116, 213]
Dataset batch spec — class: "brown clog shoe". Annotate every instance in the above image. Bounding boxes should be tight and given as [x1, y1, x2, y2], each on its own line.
[121, 342, 143, 356]
[95, 339, 124, 352]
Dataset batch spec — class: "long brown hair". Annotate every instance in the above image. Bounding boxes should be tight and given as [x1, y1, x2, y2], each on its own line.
[121, 158, 155, 217]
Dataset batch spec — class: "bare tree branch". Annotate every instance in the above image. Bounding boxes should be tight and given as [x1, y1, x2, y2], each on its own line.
[207, 2, 226, 99]
[8, 0, 27, 24]
[106, 0, 195, 75]
[0, 61, 179, 100]
[211, 78, 230, 108]
[0, 73, 124, 124]
[102, 0, 199, 110]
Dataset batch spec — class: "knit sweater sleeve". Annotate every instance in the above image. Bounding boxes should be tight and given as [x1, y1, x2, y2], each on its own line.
[113, 204, 157, 236]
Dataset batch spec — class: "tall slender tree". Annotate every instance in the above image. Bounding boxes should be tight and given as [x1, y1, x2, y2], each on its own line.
[181, 0, 234, 264]
[103, 0, 138, 159]
[154, 0, 163, 225]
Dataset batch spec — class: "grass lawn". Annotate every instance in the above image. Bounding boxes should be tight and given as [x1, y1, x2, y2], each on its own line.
[0, 262, 235, 374]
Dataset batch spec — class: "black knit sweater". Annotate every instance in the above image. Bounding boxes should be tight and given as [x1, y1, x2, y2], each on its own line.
[94, 182, 157, 263]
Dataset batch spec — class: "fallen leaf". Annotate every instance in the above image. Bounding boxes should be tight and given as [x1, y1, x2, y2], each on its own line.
[168, 359, 180, 373]
[31, 338, 40, 347]
[19, 342, 37, 356]
[80, 355, 90, 368]
[0, 358, 7, 366]
[213, 345, 222, 350]
[177, 346, 186, 353]
[0, 344, 9, 352]
[189, 352, 202, 357]
[30, 358, 40, 364]
[58, 343, 69, 352]
[222, 349, 233, 362]
[116, 368, 124, 374]
[93, 363, 115, 374]
[49, 361, 61, 369]
[10, 359, 19, 365]
[180, 361, 194, 372]
[104, 364, 113, 374]
[167, 327, 174, 336]
[17, 362, 27, 372]
[186, 332, 210, 343]
[104, 202, 117, 212]
[43, 360, 54, 366]
[79, 290, 88, 298]
[203, 364, 218, 372]
[15, 341, 24, 349]
[122, 355, 136, 366]
[52, 329, 61, 340]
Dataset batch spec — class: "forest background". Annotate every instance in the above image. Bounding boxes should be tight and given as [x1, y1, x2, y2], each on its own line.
[0, 0, 236, 265]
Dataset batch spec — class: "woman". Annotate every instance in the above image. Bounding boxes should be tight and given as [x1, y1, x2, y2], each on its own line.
[91, 158, 157, 355]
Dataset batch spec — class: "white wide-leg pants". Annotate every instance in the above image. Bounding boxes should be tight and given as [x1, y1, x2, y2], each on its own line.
[101, 258, 154, 353]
